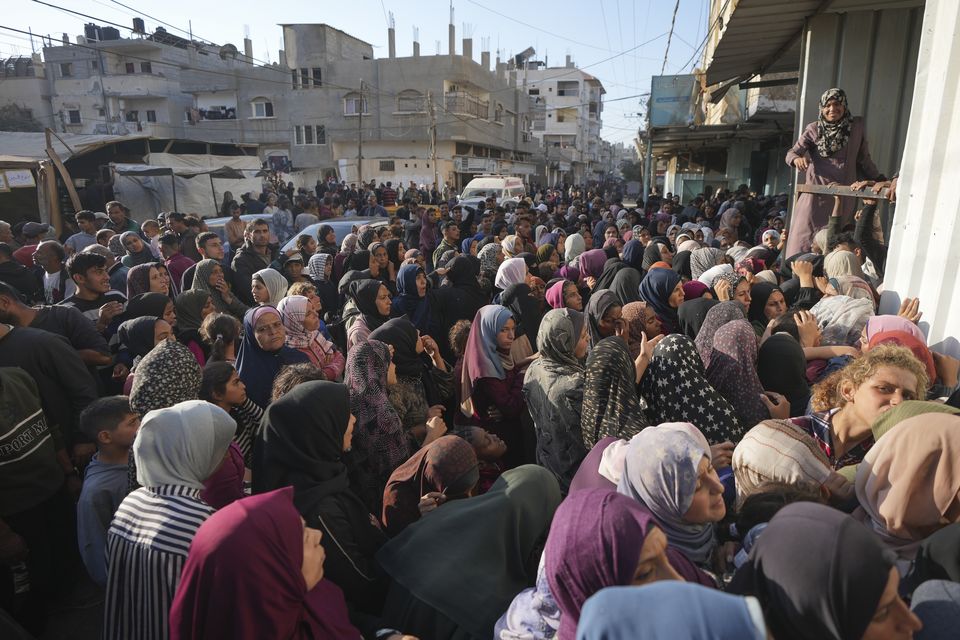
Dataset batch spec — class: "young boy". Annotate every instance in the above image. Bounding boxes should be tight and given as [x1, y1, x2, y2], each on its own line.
[64, 211, 98, 256]
[76, 396, 139, 586]
[141, 219, 162, 258]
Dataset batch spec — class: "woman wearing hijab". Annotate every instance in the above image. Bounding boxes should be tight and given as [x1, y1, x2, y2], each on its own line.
[459, 305, 536, 468]
[254, 380, 389, 613]
[236, 305, 311, 408]
[706, 319, 779, 426]
[694, 301, 747, 366]
[277, 295, 345, 380]
[810, 294, 875, 347]
[478, 242, 503, 290]
[120, 231, 156, 267]
[545, 279, 583, 311]
[730, 502, 920, 640]
[103, 400, 236, 640]
[584, 289, 622, 349]
[502, 280, 545, 348]
[433, 256, 488, 361]
[251, 268, 288, 307]
[637, 268, 684, 334]
[617, 423, 724, 569]
[620, 302, 663, 360]
[581, 337, 648, 449]
[191, 258, 248, 320]
[758, 333, 811, 416]
[747, 282, 787, 336]
[522, 309, 589, 492]
[345, 340, 413, 515]
[391, 263, 432, 335]
[676, 297, 719, 341]
[381, 435, 479, 537]
[378, 466, 561, 640]
[172, 489, 362, 640]
[578, 249, 608, 291]
[125, 291, 175, 327]
[501, 234, 523, 259]
[576, 582, 767, 640]
[785, 88, 882, 256]
[346, 279, 392, 351]
[564, 232, 585, 267]
[495, 256, 528, 293]
[306, 252, 339, 320]
[639, 334, 742, 444]
[855, 413, 960, 569]
[174, 289, 214, 366]
[689, 247, 726, 281]
[126, 262, 164, 299]
[334, 233, 358, 282]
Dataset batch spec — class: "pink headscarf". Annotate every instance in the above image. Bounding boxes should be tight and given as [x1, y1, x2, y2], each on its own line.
[546, 280, 568, 309]
[864, 315, 925, 343]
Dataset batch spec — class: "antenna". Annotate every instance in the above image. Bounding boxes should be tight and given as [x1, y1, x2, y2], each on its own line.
[449, 2, 454, 25]
[435, 40, 441, 55]
[413, 26, 419, 43]
[388, 11, 395, 29]
[243, 24, 250, 39]
[463, 23, 474, 38]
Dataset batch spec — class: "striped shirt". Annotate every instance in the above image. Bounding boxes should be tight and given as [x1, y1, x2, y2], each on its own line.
[103, 485, 214, 640]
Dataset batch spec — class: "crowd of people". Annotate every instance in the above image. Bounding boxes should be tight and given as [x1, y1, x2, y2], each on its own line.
[1, 109, 959, 638]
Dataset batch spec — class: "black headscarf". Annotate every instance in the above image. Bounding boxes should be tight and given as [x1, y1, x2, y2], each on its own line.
[349, 250, 371, 273]
[609, 267, 642, 305]
[729, 502, 894, 640]
[620, 239, 645, 271]
[677, 297, 719, 342]
[368, 317, 424, 379]
[384, 239, 404, 271]
[580, 336, 648, 449]
[672, 250, 692, 280]
[317, 224, 337, 255]
[641, 242, 664, 271]
[118, 316, 159, 359]
[748, 282, 783, 333]
[584, 289, 620, 348]
[349, 279, 389, 331]
[758, 333, 810, 417]
[125, 292, 169, 321]
[593, 257, 628, 292]
[253, 380, 352, 514]
[501, 283, 543, 347]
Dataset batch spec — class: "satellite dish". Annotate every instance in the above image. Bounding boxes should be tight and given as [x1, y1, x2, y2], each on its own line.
[219, 43, 239, 60]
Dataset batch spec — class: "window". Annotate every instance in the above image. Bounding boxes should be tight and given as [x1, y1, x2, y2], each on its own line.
[140, 62, 152, 73]
[146, 110, 157, 123]
[90, 60, 99, 71]
[97, 108, 105, 117]
[312, 68, 322, 87]
[251, 100, 274, 118]
[294, 125, 326, 145]
[66, 109, 81, 124]
[557, 81, 579, 97]
[528, 88, 539, 96]
[343, 92, 367, 115]
[124, 110, 139, 122]
[291, 70, 298, 89]
[59, 63, 72, 77]
[396, 90, 425, 113]
[125, 62, 136, 74]
[379, 160, 395, 171]
[494, 104, 503, 123]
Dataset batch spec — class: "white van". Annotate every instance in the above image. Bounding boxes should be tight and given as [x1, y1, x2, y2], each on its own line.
[458, 175, 526, 210]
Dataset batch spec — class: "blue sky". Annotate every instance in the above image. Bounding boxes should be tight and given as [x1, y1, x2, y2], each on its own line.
[1, 0, 709, 144]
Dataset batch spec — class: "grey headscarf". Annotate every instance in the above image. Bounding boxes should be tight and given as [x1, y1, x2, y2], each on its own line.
[134, 400, 236, 489]
[690, 247, 726, 280]
[584, 289, 620, 348]
[536, 308, 585, 372]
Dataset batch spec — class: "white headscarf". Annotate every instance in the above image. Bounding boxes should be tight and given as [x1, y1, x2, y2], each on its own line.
[134, 400, 236, 489]
[495, 257, 528, 290]
[698, 263, 733, 286]
[254, 268, 289, 307]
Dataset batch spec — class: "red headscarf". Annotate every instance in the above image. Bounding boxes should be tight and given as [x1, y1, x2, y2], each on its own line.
[868, 330, 936, 385]
[169, 487, 360, 640]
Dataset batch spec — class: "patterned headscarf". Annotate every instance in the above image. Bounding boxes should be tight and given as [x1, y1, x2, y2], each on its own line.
[810, 294, 874, 346]
[307, 252, 331, 283]
[340, 233, 358, 255]
[690, 247, 726, 280]
[478, 242, 502, 275]
[276, 295, 335, 354]
[581, 337, 648, 449]
[705, 319, 769, 427]
[616, 422, 717, 563]
[126, 262, 157, 298]
[129, 339, 202, 417]
[639, 334, 742, 444]
[694, 301, 747, 367]
[502, 235, 523, 259]
[536, 308, 585, 373]
[816, 88, 853, 158]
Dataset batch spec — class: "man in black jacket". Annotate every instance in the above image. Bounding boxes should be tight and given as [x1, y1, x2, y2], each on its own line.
[0, 243, 40, 302]
[230, 218, 275, 305]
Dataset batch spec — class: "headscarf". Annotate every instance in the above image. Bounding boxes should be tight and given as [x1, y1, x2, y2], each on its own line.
[126, 262, 158, 298]
[175, 289, 210, 334]
[348, 279, 389, 331]
[253, 380, 356, 516]
[340, 233, 358, 255]
[316, 224, 337, 254]
[192, 259, 238, 315]
[638, 268, 681, 334]
[345, 339, 410, 481]
[381, 436, 479, 537]
[536, 308, 585, 373]
[831, 275, 875, 306]
[758, 333, 810, 415]
[253, 268, 288, 307]
[865, 314, 926, 343]
[690, 247, 726, 280]
[377, 465, 561, 640]
[545, 280, 569, 309]
[733, 419, 834, 498]
[609, 267, 642, 305]
[620, 239, 644, 271]
[641, 243, 665, 271]
[578, 583, 765, 640]
[501, 234, 523, 258]
[619, 302, 650, 360]
[118, 316, 160, 360]
[565, 233, 585, 266]
[478, 242, 502, 274]
[747, 282, 782, 330]
[672, 250, 692, 280]
[677, 239, 701, 254]
[502, 283, 543, 347]
[307, 252, 332, 282]
[584, 289, 620, 348]
[728, 502, 894, 640]
[495, 257, 527, 290]
[719, 211, 741, 243]
[276, 295, 335, 357]
[697, 263, 733, 287]
[581, 337, 648, 448]
[545, 490, 655, 640]
[368, 317, 424, 379]
[236, 305, 310, 407]
[120, 231, 155, 266]
[910, 523, 960, 587]
[754, 269, 778, 285]
[134, 400, 235, 489]
[694, 301, 747, 366]
[676, 297, 718, 341]
[870, 400, 960, 442]
[705, 320, 769, 427]
[682, 280, 709, 301]
[391, 263, 430, 333]
[617, 422, 716, 563]
[810, 294, 874, 346]
[855, 414, 960, 558]
[816, 88, 854, 157]
[129, 340, 202, 416]
[639, 334, 742, 444]
[125, 292, 169, 321]
[169, 487, 361, 640]
[578, 249, 608, 280]
[384, 238, 404, 270]
[824, 249, 866, 280]
[358, 226, 379, 249]
[460, 305, 533, 417]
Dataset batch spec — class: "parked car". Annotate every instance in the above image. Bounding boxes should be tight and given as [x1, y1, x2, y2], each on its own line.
[280, 218, 390, 253]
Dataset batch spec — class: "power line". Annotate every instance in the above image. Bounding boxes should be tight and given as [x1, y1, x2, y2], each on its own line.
[675, 0, 732, 74]
[464, 0, 611, 52]
[660, 0, 682, 75]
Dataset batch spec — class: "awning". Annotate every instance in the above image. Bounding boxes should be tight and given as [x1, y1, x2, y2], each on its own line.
[649, 122, 786, 156]
[703, 0, 924, 89]
[0, 132, 150, 168]
[112, 165, 249, 179]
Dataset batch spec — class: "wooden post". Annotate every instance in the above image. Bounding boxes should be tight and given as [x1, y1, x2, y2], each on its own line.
[44, 128, 83, 230]
[171, 170, 179, 212]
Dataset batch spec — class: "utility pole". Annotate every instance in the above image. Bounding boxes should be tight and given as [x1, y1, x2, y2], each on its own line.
[426, 90, 439, 196]
[357, 79, 364, 187]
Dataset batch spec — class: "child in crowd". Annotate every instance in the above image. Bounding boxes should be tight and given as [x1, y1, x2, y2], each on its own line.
[140, 219, 162, 257]
[76, 396, 139, 586]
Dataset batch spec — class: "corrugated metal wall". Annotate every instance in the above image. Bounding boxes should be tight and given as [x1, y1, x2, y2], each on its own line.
[879, 0, 960, 356]
[795, 5, 924, 179]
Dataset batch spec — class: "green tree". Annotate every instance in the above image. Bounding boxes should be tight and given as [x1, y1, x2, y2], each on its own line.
[620, 160, 642, 183]
[0, 104, 44, 132]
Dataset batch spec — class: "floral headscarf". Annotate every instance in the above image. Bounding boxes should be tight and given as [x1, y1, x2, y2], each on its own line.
[816, 88, 853, 158]
[581, 337, 648, 449]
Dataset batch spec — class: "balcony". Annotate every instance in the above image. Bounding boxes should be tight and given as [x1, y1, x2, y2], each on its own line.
[445, 91, 489, 119]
